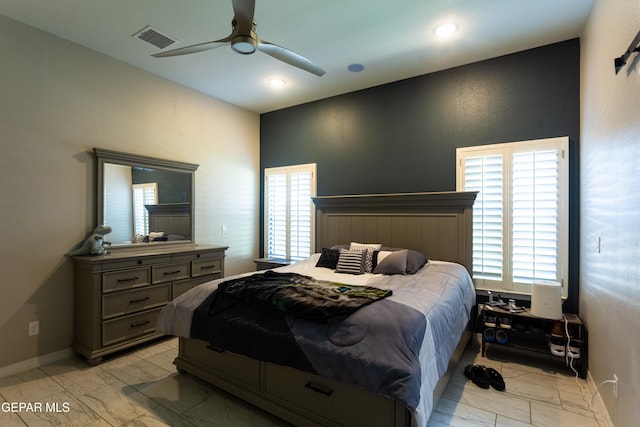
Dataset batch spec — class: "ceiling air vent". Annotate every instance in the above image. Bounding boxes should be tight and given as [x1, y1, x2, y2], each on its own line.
[132, 25, 178, 50]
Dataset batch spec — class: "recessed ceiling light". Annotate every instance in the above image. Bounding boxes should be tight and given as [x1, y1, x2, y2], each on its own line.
[348, 63, 365, 72]
[434, 23, 458, 39]
[269, 78, 286, 87]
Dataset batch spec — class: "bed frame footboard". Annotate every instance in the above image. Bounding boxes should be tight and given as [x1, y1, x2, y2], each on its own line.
[174, 320, 472, 427]
[174, 337, 412, 427]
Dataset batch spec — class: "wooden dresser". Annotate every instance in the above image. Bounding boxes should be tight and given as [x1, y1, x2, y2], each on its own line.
[72, 244, 227, 364]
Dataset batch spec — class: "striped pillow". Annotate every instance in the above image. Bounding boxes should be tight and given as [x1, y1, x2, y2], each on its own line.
[335, 249, 367, 275]
[349, 242, 382, 272]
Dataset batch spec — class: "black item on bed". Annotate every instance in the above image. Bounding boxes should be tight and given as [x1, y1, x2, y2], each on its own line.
[212, 270, 391, 323]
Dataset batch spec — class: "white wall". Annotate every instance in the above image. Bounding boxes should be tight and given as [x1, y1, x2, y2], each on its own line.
[580, 0, 640, 425]
[0, 14, 260, 367]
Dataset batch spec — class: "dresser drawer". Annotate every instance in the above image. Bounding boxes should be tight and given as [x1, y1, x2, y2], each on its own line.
[102, 308, 162, 346]
[102, 284, 171, 319]
[181, 338, 260, 390]
[173, 276, 216, 299]
[100, 255, 172, 271]
[103, 268, 151, 293]
[152, 262, 190, 284]
[264, 363, 396, 426]
[191, 258, 223, 278]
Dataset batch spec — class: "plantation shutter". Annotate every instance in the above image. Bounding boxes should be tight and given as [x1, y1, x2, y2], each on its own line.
[457, 137, 568, 297]
[288, 170, 313, 259]
[132, 183, 157, 236]
[266, 173, 288, 258]
[265, 164, 316, 260]
[511, 149, 560, 284]
[463, 153, 504, 282]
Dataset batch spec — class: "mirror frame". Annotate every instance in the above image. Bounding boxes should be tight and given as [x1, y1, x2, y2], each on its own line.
[94, 148, 199, 249]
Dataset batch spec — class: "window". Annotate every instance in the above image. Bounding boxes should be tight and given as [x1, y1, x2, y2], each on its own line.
[456, 137, 569, 298]
[132, 183, 157, 236]
[264, 164, 316, 260]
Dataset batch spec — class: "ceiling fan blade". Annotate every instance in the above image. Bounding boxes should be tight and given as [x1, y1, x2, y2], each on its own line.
[152, 35, 233, 58]
[257, 40, 326, 77]
[232, 0, 255, 31]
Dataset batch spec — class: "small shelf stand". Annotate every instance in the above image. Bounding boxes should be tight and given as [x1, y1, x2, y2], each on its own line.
[479, 304, 588, 378]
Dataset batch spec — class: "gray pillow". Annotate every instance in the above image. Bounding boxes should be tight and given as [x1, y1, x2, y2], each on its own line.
[405, 250, 427, 274]
[379, 247, 428, 274]
[373, 249, 408, 275]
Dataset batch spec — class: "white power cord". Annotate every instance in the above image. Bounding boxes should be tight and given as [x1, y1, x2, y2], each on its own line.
[562, 315, 608, 426]
[563, 316, 590, 406]
[591, 379, 617, 404]
[562, 315, 579, 376]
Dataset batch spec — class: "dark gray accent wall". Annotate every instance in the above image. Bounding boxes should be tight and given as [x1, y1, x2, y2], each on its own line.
[260, 39, 580, 311]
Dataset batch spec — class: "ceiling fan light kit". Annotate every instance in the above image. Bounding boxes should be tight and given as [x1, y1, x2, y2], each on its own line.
[152, 0, 325, 77]
[231, 35, 257, 54]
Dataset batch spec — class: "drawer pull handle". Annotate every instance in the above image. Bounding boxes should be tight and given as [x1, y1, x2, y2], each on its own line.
[206, 345, 225, 353]
[304, 382, 333, 397]
[130, 320, 150, 328]
[163, 270, 182, 275]
[200, 265, 216, 270]
[129, 297, 150, 304]
[117, 277, 139, 283]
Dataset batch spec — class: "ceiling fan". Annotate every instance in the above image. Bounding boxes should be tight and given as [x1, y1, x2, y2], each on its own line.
[152, 0, 325, 77]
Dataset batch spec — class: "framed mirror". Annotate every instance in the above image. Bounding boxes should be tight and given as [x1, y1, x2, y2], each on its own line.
[95, 148, 198, 247]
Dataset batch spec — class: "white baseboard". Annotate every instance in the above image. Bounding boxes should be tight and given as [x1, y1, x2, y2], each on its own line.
[586, 370, 615, 427]
[0, 347, 74, 378]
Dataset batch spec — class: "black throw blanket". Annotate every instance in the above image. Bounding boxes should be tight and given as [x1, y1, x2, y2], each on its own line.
[214, 271, 392, 322]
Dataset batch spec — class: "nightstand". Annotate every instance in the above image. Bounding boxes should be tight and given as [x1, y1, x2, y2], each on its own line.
[480, 304, 587, 378]
[253, 257, 293, 270]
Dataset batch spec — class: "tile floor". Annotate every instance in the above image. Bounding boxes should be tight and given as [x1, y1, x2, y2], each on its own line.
[430, 335, 608, 427]
[0, 335, 608, 426]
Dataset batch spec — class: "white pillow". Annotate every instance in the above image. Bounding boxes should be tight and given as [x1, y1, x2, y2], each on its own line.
[349, 242, 382, 272]
[148, 231, 165, 241]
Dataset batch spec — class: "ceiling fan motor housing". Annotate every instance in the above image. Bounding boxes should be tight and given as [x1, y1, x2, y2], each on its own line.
[232, 35, 257, 54]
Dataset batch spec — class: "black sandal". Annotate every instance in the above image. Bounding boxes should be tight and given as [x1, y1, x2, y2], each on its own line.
[464, 364, 490, 389]
[464, 363, 474, 380]
[486, 367, 506, 391]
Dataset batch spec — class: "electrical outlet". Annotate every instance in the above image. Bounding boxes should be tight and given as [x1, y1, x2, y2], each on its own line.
[613, 374, 618, 399]
[28, 321, 39, 336]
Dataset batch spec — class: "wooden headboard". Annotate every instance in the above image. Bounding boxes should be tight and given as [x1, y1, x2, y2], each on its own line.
[312, 191, 477, 273]
[146, 203, 192, 239]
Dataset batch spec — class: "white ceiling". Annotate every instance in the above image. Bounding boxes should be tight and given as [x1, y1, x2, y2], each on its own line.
[0, 0, 594, 113]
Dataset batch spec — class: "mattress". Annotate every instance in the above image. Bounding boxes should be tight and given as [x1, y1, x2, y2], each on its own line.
[157, 254, 475, 425]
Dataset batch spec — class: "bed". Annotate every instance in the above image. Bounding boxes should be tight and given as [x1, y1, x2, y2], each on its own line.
[157, 191, 477, 427]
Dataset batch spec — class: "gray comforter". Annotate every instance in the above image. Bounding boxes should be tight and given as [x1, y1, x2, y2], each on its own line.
[157, 255, 476, 426]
